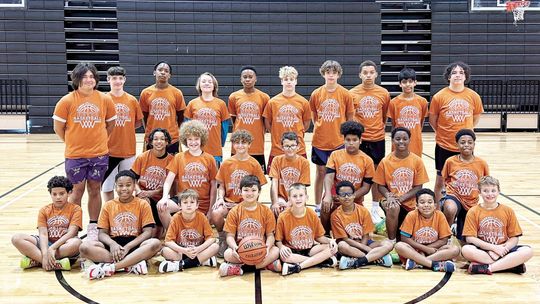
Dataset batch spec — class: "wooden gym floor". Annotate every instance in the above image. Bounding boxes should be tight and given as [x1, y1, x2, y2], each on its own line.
[1, 132, 539, 303]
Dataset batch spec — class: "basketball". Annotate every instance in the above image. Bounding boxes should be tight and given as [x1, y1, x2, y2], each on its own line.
[237, 236, 266, 265]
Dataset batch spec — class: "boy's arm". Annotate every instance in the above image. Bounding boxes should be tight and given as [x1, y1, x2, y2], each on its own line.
[315, 236, 337, 252]
[105, 120, 115, 135]
[214, 180, 226, 208]
[397, 185, 423, 204]
[49, 225, 79, 252]
[465, 236, 512, 257]
[207, 180, 217, 216]
[157, 172, 177, 210]
[164, 241, 187, 255]
[427, 237, 449, 250]
[270, 178, 279, 206]
[354, 181, 372, 200]
[303, 119, 311, 131]
[196, 237, 217, 253]
[97, 228, 118, 247]
[342, 236, 372, 253]
[264, 116, 271, 133]
[38, 227, 54, 270]
[265, 232, 276, 252]
[53, 120, 66, 142]
[226, 233, 239, 252]
[402, 235, 437, 255]
[123, 226, 153, 252]
[428, 113, 438, 131]
[322, 172, 335, 211]
[176, 110, 184, 126]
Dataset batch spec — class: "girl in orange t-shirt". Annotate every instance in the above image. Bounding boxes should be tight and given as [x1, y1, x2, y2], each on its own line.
[276, 183, 338, 276]
[395, 188, 459, 272]
[158, 120, 217, 232]
[228, 66, 270, 171]
[219, 175, 281, 277]
[185, 72, 231, 164]
[331, 181, 394, 270]
[374, 127, 429, 242]
[461, 176, 533, 275]
[139, 61, 186, 154]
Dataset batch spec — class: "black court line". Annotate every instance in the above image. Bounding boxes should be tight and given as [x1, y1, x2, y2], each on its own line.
[254, 269, 262, 304]
[503, 194, 540, 197]
[404, 272, 452, 304]
[0, 161, 64, 199]
[55, 270, 99, 304]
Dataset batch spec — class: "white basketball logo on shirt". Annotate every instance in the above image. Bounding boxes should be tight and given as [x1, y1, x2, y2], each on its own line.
[478, 216, 505, 244]
[345, 222, 364, 240]
[319, 99, 340, 122]
[47, 215, 69, 239]
[390, 167, 414, 194]
[149, 98, 171, 121]
[229, 169, 250, 196]
[276, 104, 300, 128]
[414, 226, 439, 244]
[445, 99, 471, 123]
[182, 162, 208, 188]
[195, 108, 219, 131]
[112, 212, 138, 236]
[179, 228, 203, 247]
[74, 102, 101, 128]
[238, 102, 260, 125]
[397, 105, 420, 130]
[290, 225, 314, 249]
[238, 218, 263, 239]
[356, 96, 379, 119]
[115, 103, 131, 127]
[337, 163, 363, 186]
[280, 167, 301, 191]
[141, 166, 167, 190]
[452, 169, 478, 196]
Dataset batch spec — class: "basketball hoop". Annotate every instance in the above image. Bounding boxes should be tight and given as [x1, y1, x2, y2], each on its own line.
[506, 0, 530, 26]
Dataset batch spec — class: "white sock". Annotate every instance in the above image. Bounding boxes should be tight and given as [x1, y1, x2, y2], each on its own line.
[388, 238, 396, 245]
[370, 202, 383, 223]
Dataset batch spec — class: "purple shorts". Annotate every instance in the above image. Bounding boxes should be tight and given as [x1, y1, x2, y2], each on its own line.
[65, 155, 109, 184]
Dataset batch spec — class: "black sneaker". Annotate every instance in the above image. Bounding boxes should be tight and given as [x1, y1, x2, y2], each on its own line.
[282, 263, 301, 276]
[468, 263, 492, 275]
[320, 256, 338, 268]
[509, 264, 526, 274]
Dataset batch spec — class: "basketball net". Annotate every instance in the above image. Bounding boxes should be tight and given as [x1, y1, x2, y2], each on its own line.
[506, 0, 530, 26]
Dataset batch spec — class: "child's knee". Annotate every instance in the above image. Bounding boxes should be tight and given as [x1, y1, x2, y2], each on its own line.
[380, 240, 394, 250]
[79, 242, 92, 256]
[337, 241, 349, 252]
[394, 242, 407, 253]
[11, 233, 26, 245]
[460, 244, 476, 258]
[147, 238, 162, 253]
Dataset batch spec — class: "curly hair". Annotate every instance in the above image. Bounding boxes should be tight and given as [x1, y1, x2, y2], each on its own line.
[230, 129, 253, 144]
[180, 120, 208, 147]
[47, 176, 73, 193]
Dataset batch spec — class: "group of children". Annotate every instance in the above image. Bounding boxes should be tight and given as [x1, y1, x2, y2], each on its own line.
[11, 59, 533, 279]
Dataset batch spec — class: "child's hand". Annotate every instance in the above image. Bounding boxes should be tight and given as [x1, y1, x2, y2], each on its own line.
[492, 245, 508, 258]
[41, 255, 54, 271]
[157, 198, 168, 212]
[213, 198, 225, 211]
[110, 243, 125, 262]
[279, 246, 292, 260]
[231, 244, 240, 260]
[329, 239, 338, 255]
[271, 204, 282, 217]
[46, 248, 57, 267]
[426, 247, 438, 256]
[322, 196, 333, 213]
[488, 250, 501, 261]
[185, 246, 198, 259]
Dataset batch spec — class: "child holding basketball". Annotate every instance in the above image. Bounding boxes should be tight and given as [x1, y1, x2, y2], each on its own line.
[322, 121, 375, 234]
[158, 120, 217, 231]
[158, 189, 219, 272]
[394, 188, 459, 272]
[80, 170, 161, 280]
[184, 72, 231, 165]
[219, 175, 280, 276]
[374, 127, 429, 243]
[276, 183, 338, 276]
[441, 129, 489, 241]
[331, 181, 394, 270]
[211, 130, 267, 256]
[12, 176, 82, 271]
[268, 131, 311, 218]
[462, 176, 533, 275]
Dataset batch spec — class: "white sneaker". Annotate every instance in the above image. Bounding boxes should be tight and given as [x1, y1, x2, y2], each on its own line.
[100, 263, 115, 276]
[127, 261, 148, 275]
[86, 264, 105, 280]
[370, 202, 383, 224]
[159, 260, 181, 273]
[85, 223, 99, 242]
[201, 256, 217, 268]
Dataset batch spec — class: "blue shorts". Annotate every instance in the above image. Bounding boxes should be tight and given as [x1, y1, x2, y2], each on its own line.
[311, 146, 343, 166]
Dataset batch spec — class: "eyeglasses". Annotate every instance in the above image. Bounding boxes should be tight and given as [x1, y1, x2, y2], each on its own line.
[337, 193, 354, 198]
[283, 145, 298, 150]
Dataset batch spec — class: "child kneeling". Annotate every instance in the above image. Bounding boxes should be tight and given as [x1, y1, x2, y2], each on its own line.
[276, 183, 338, 276]
[462, 176, 533, 275]
[80, 170, 161, 280]
[394, 188, 460, 272]
[159, 189, 219, 272]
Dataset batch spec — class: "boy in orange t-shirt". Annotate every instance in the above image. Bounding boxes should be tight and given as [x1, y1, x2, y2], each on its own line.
[262, 66, 311, 171]
[81, 170, 161, 280]
[322, 121, 375, 234]
[211, 130, 267, 256]
[395, 188, 459, 272]
[219, 175, 281, 276]
[332, 181, 393, 270]
[139, 61, 186, 154]
[374, 127, 429, 243]
[462, 176, 533, 275]
[310, 60, 355, 210]
[429, 61, 484, 203]
[349, 60, 391, 222]
[102, 66, 144, 202]
[441, 129, 489, 241]
[269, 131, 311, 217]
[277, 183, 338, 276]
[131, 128, 174, 238]
[185, 72, 231, 165]
[158, 189, 219, 273]
[387, 68, 428, 157]
[12, 176, 82, 271]
[229, 65, 270, 172]
[53, 63, 116, 241]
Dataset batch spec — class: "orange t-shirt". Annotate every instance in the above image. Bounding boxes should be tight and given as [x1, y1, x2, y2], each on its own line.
[326, 149, 375, 194]
[107, 92, 143, 158]
[330, 204, 374, 241]
[310, 85, 355, 150]
[462, 204, 523, 245]
[131, 150, 174, 201]
[275, 208, 324, 250]
[52, 90, 117, 158]
[373, 153, 429, 211]
[185, 97, 230, 157]
[429, 87, 484, 152]
[442, 155, 490, 210]
[349, 84, 391, 142]
[139, 85, 186, 144]
[216, 156, 267, 204]
[387, 94, 428, 156]
[268, 155, 311, 200]
[224, 203, 276, 242]
[262, 93, 311, 156]
[37, 203, 83, 242]
[165, 211, 213, 246]
[399, 210, 451, 244]
[228, 89, 270, 155]
[166, 151, 217, 214]
[98, 197, 155, 238]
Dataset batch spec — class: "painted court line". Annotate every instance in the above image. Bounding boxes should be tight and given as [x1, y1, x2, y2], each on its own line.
[0, 161, 64, 200]
[0, 182, 42, 211]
